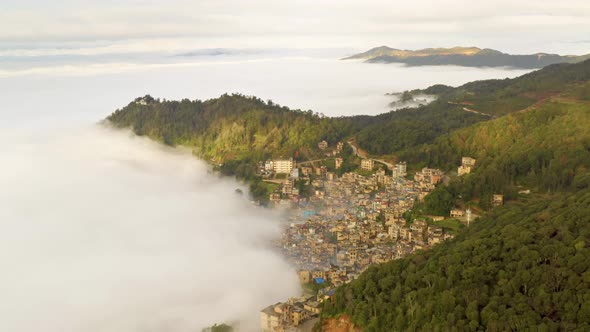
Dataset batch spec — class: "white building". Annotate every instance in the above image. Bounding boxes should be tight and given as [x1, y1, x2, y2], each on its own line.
[361, 159, 374, 171]
[273, 158, 295, 174]
[458, 157, 476, 176]
[458, 165, 472, 176]
[462, 157, 477, 167]
[395, 162, 407, 177]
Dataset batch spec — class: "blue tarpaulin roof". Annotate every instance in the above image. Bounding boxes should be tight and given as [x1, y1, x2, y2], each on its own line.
[315, 277, 325, 284]
[303, 210, 316, 219]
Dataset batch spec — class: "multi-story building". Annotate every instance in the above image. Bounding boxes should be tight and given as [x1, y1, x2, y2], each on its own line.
[462, 157, 477, 167]
[395, 162, 407, 177]
[273, 158, 295, 174]
[361, 159, 374, 171]
[458, 157, 477, 176]
[260, 303, 286, 332]
[450, 209, 464, 217]
[458, 165, 472, 176]
[492, 194, 504, 206]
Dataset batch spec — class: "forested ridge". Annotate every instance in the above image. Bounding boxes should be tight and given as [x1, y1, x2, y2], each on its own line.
[320, 100, 590, 331]
[107, 60, 590, 170]
[355, 59, 590, 154]
[406, 95, 590, 214]
[106, 58, 590, 331]
[318, 63, 590, 331]
[107, 93, 369, 199]
[321, 188, 590, 331]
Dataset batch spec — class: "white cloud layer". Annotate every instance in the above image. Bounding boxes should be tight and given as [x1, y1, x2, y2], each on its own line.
[0, 126, 300, 332]
[0, 58, 530, 129]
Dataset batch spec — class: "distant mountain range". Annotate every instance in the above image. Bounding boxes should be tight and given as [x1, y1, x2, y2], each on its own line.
[343, 46, 590, 69]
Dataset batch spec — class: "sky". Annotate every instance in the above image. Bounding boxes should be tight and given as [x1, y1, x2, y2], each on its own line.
[2, 0, 590, 55]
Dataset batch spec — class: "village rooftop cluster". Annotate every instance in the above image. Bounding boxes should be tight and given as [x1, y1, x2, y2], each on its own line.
[257, 140, 500, 331]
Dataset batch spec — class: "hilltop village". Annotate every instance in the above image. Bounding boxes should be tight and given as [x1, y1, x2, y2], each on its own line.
[258, 141, 493, 331]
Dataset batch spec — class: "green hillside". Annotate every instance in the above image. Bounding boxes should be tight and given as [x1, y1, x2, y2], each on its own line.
[322, 188, 590, 331]
[405, 95, 590, 208]
[107, 94, 358, 162]
[356, 59, 590, 155]
[320, 81, 590, 331]
[106, 94, 369, 201]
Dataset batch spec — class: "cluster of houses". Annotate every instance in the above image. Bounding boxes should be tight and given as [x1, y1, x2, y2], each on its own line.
[259, 141, 348, 204]
[318, 140, 344, 157]
[413, 167, 444, 192]
[260, 288, 334, 332]
[258, 148, 515, 331]
[260, 152, 457, 330]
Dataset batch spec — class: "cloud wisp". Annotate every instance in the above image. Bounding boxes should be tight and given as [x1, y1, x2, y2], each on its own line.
[0, 125, 300, 332]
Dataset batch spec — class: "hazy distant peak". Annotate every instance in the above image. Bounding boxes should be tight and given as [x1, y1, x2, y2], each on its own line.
[344, 46, 483, 60]
[344, 45, 590, 69]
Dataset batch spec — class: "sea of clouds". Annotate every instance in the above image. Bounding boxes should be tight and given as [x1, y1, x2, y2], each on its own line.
[0, 126, 300, 332]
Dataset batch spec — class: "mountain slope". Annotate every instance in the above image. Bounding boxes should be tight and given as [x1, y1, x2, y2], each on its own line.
[107, 94, 357, 163]
[356, 59, 590, 155]
[106, 94, 373, 202]
[344, 46, 481, 60]
[344, 46, 590, 69]
[321, 89, 590, 331]
[322, 188, 590, 331]
[403, 96, 590, 196]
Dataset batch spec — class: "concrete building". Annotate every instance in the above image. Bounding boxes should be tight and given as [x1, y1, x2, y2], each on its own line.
[303, 301, 322, 315]
[450, 209, 465, 218]
[264, 160, 274, 172]
[260, 304, 285, 332]
[462, 157, 477, 167]
[298, 270, 311, 284]
[458, 165, 472, 176]
[273, 158, 295, 174]
[282, 179, 295, 194]
[492, 194, 504, 207]
[395, 162, 407, 177]
[459, 157, 476, 176]
[361, 159, 374, 171]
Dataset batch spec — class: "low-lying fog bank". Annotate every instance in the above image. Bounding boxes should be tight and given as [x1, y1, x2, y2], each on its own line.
[0, 125, 300, 332]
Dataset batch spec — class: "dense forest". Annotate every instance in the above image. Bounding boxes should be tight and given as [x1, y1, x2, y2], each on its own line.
[319, 65, 590, 330]
[107, 94, 369, 201]
[356, 59, 590, 155]
[322, 187, 590, 331]
[405, 95, 590, 212]
[107, 93, 361, 161]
